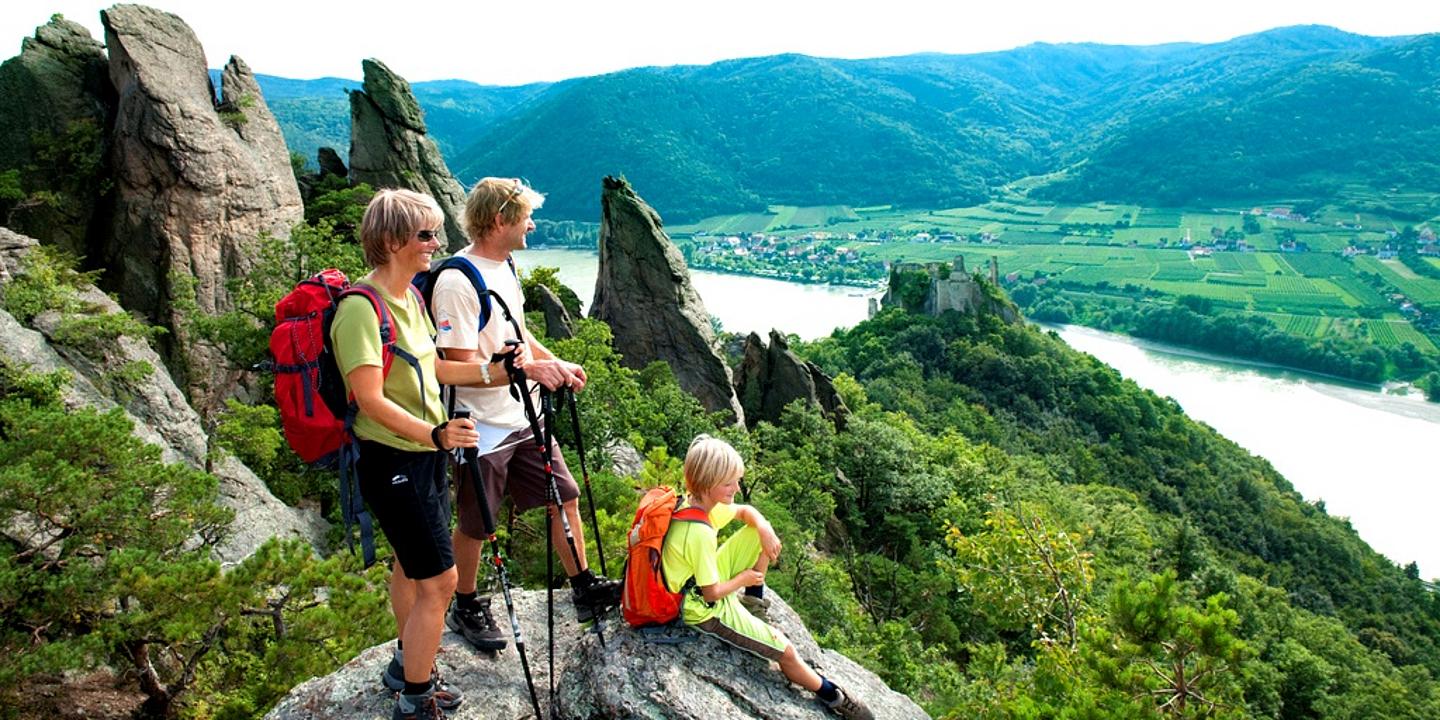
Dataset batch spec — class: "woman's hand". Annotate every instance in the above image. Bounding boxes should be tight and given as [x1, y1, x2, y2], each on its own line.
[439, 417, 478, 449]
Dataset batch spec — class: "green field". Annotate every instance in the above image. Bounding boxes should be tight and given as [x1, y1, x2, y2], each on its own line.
[672, 198, 1438, 356]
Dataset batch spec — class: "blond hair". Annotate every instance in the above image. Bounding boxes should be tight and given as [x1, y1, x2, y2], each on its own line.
[359, 188, 444, 267]
[464, 177, 545, 241]
[683, 434, 744, 496]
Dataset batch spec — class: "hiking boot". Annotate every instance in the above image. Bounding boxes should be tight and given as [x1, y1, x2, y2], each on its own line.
[381, 660, 463, 711]
[739, 592, 771, 620]
[824, 688, 874, 720]
[392, 693, 444, 720]
[447, 596, 508, 651]
[573, 574, 623, 623]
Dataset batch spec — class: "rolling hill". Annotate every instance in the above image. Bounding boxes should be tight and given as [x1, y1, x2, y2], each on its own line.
[258, 26, 1435, 221]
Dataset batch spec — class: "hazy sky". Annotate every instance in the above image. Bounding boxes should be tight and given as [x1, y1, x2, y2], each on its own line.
[3, 0, 1438, 85]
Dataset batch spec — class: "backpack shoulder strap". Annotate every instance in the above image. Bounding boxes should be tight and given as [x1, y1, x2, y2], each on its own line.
[407, 283, 427, 324]
[432, 255, 495, 330]
[672, 506, 711, 526]
[338, 285, 395, 346]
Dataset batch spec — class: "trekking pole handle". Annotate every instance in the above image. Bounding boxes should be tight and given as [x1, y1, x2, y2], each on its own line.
[450, 408, 472, 464]
[492, 338, 523, 368]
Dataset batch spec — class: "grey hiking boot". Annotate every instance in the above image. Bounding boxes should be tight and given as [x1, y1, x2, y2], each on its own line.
[739, 592, 771, 620]
[447, 596, 507, 651]
[392, 692, 444, 720]
[573, 574, 623, 623]
[381, 659, 462, 711]
[824, 688, 874, 720]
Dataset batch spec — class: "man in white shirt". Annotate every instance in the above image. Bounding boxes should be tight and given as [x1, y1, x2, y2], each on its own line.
[430, 177, 620, 651]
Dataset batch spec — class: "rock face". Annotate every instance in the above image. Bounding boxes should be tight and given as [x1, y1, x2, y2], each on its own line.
[349, 59, 468, 250]
[317, 146, 348, 179]
[736, 330, 849, 430]
[883, 257, 1021, 323]
[0, 14, 114, 257]
[0, 229, 325, 564]
[591, 177, 744, 423]
[265, 588, 927, 720]
[102, 4, 303, 412]
[534, 283, 575, 339]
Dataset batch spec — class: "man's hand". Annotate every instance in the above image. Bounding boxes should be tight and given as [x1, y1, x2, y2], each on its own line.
[561, 360, 588, 392]
[517, 357, 577, 390]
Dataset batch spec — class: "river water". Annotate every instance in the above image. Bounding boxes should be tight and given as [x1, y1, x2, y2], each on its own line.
[521, 247, 1440, 577]
[521, 248, 880, 339]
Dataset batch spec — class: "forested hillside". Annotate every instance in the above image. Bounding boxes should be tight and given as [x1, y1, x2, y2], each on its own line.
[249, 73, 547, 164]
[1040, 33, 1440, 209]
[257, 26, 1433, 222]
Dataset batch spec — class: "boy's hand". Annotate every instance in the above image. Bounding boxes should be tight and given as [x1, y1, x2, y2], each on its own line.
[737, 569, 765, 587]
[759, 524, 782, 563]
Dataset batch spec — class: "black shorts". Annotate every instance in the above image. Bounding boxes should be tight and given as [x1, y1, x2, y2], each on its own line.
[454, 426, 580, 540]
[357, 441, 453, 580]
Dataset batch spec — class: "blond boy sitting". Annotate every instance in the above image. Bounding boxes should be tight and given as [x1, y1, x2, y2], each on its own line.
[661, 435, 873, 720]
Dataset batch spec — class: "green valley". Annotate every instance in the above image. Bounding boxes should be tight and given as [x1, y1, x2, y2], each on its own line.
[663, 197, 1440, 389]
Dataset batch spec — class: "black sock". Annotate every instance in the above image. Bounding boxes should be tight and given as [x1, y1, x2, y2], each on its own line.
[402, 679, 433, 697]
[817, 677, 839, 703]
[570, 568, 596, 590]
[396, 639, 403, 651]
[744, 584, 765, 599]
[455, 590, 480, 611]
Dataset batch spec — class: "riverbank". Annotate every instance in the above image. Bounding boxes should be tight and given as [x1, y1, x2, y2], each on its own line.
[529, 244, 883, 290]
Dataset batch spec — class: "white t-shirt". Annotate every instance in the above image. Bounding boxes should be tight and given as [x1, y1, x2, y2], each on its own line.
[431, 251, 532, 448]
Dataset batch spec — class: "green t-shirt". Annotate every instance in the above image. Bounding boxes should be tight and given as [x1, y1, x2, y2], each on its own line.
[329, 279, 444, 452]
[660, 502, 737, 624]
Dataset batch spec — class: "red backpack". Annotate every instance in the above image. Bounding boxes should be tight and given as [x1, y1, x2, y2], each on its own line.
[271, 269, 350, 464]
[621, 486, 711, 627]
[270, 270, 425, 567]
[270, 269, 424, 463]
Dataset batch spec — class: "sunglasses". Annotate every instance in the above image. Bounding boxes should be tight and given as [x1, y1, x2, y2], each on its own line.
[415, 229, 443, 241]
[496, 180, 525, 216]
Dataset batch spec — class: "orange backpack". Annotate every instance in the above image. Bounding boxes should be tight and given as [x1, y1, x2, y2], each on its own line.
[621, 487, 711, 627]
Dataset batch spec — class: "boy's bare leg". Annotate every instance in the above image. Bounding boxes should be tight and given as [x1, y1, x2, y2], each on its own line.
[778, 643, 822, 691]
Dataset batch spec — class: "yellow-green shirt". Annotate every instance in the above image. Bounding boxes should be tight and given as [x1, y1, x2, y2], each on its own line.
[660, 501, 737, 624]
[329, 279, 444, 452]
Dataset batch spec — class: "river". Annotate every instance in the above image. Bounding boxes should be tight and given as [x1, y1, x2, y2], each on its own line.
[521, 248, 880, 339]
[521, 247, 1440, 577]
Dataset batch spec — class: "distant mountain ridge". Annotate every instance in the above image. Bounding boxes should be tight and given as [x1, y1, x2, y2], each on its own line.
[256, 26, 1432, 221]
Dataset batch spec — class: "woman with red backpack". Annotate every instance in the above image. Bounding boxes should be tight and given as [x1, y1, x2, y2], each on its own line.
[329, 188, 510, 720]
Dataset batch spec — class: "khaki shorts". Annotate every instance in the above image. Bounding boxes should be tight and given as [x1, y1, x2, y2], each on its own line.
[454, 425, 579, 539]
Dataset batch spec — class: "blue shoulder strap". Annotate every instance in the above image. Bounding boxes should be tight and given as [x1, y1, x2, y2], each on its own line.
[430, 255, 519, 333]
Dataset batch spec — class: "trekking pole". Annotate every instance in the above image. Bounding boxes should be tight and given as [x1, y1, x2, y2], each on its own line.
[451, 409, 543, 720]
[561, 387, 608, 578]
[497, 344, 608, 650]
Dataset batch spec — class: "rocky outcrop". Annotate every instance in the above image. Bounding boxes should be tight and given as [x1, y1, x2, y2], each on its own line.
[591, 177, 744, 423]
[0, 228, 325, 564]
[0, 14, 113, 257]
[534, 283, 575, 339]
[265, 588, 927, 720]
[882, 257, 1021, 323]
[102, 4, 303, 413]
[317, 146, 348, 179]
[736, 330, 849, 430]
[349, 59, 468, 250]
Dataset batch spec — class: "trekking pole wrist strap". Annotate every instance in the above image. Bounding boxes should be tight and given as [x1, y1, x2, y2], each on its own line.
[431, 421, 449, 450]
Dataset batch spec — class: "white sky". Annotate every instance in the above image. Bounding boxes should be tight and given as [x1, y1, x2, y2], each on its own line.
[3, 1, 1438, 85]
